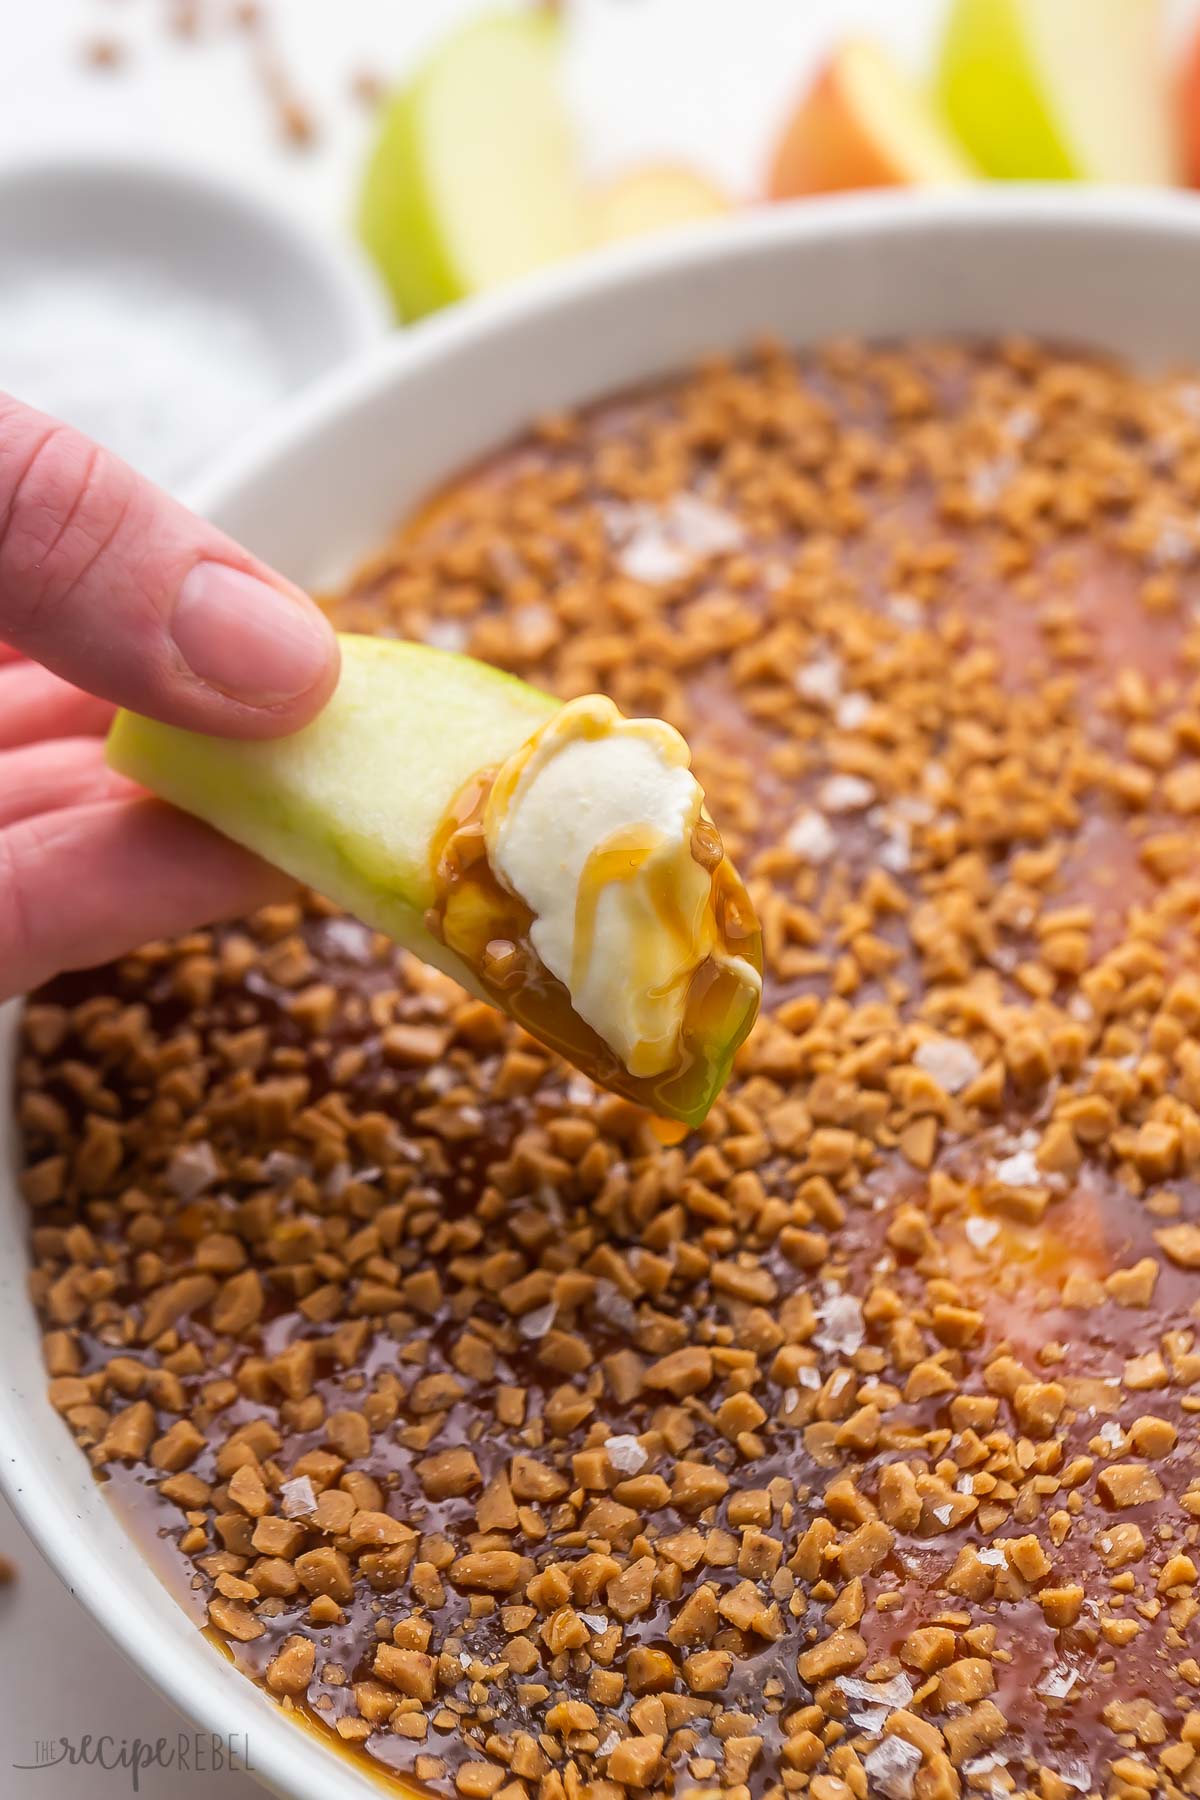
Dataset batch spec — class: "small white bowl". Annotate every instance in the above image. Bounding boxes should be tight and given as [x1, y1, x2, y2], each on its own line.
[5, 188, 1200, 1800]
[0, 153, 385, 490]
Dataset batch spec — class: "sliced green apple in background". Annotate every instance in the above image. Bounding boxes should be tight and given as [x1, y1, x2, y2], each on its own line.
[358, 9, 588, 320]
[107, 636, 757, 1127]
[935, 0, 1177, 182]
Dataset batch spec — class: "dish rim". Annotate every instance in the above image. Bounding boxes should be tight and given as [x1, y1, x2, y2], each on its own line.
[186, 183, 1200, 524]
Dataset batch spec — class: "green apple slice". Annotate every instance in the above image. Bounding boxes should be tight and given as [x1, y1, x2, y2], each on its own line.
[106, 636, 760, 1127]
[109, 636, 555, 994]
[935, 0, 1176, 182]
[358, 9, 588, 321]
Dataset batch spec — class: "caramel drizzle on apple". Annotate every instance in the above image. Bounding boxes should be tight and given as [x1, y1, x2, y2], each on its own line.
[425, 765, 762, 1124]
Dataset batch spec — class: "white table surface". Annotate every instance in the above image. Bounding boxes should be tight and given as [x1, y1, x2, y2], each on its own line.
[2, 0, 1198, 1794]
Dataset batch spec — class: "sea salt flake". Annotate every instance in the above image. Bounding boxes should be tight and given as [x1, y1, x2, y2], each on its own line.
[819, 773, 874, 812]
[797, 1365, 821, 1390]
[879, 825, 911, 874]
[838, 1673, 914, 1711]
[165, 1141, 219, 1199]
[836, 691, 871, 730]
[1151, 518, 1197, 567]
[592, 1280, 638, 1334]
[321, 917, 374, 964]
[786, 809, 837, 863]
[513, 602, 555, 648]
[518, 1301, 557, 1340]
[965, 1215, 1000, 1250]
[324, 1163, 352, 1200]
[1005, 406, 1038, 441]
[610, 493, 743, 584]
[1098, 1421, 1124, 1448]
[1056, 1758, 1091, 1791]
[970, 456, 1017, 505]
[963, 1754, 1011, 1794]
[264, 1149, 311, 1188]
[1036, 1664, 1079, 1699]
[423, 617, 469, 653]
[932, 1503, 955, 1526]
[887, 592, 922, 625]
[914, 1036, 982, 1095]
[281, 1476, 317, 1519]
[613, 521, 688, 584]
[864, 1736, 923, 1800]
[994, 1147, 1040, 1187]
[580, 1613, 607, 1633]
[617, 533, 688, 585]
[815, 1292, 865, 1356]
[795, 654, 842, 707]
[849, 1705, 890, 1734]
[977, 1546, 1006, 1566]
[604, 1434, 647, 1474]
[668, 493, 744, 553]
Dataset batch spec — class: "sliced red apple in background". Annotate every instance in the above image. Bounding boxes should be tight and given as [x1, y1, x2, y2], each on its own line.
[1178, 14, 1200, 187]
[766, 38, 976, 199]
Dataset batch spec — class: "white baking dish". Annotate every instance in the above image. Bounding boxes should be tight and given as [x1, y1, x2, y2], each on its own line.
[5, 188, 1200, 1799]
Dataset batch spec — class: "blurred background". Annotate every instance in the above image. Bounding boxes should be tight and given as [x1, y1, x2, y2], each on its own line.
[3, 0, 1200, 1792]
[4, 0, 1200, 499]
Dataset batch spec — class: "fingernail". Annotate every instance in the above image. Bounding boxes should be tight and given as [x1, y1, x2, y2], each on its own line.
[171, 563, 334, 705]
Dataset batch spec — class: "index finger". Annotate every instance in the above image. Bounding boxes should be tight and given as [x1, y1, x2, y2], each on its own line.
[0, 395, 340, 739]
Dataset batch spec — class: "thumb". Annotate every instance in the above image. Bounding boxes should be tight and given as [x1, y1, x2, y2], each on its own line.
[0, 394, 339, 738]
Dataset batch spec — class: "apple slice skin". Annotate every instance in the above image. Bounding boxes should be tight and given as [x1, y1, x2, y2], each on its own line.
[935, 0, 1077, 179]
[767, 40, 975, 199]
[358, 9, 586, 321]
[358, 75, 463, 321]
[1179, 24, 1200, 186]
[107, 636, 558, 997]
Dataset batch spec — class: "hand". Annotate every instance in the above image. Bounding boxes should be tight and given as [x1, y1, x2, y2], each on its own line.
[0, 394, 341, 1002]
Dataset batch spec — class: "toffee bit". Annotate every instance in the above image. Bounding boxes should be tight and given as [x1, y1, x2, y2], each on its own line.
[82, 38, 125, 69]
